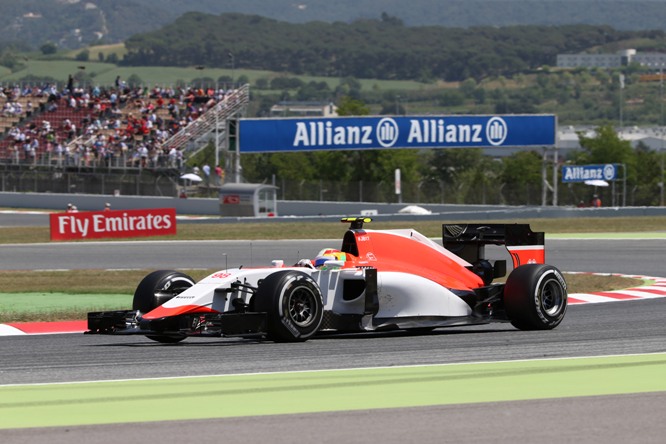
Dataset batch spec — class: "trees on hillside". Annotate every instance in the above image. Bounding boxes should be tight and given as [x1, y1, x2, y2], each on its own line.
[122, 13, 664, 82]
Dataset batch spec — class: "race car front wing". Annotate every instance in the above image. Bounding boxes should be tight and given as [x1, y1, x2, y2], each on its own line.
[87, 309, 268, 338]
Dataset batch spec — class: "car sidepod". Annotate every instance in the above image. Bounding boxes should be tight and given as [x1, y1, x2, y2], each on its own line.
[370, 271, 475, 330]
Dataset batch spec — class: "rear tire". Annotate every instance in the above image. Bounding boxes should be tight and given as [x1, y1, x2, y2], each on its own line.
[133, 270, 195, 343]
[504, 264, 567, 330]
[254, 271, 324, 342]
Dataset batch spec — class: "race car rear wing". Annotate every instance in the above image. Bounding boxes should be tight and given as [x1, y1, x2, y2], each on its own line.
[442, 223, 545, 269]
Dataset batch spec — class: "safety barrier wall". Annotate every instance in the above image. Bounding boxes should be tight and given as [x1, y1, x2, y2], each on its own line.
[3, 191, 666, 220]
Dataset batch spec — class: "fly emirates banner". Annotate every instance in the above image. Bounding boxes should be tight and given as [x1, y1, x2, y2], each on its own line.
[50, 208, 177, 241]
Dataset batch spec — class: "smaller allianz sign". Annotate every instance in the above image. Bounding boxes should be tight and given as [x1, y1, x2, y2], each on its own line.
[49, 208, 177, 241]
[561, 164, 618, 183]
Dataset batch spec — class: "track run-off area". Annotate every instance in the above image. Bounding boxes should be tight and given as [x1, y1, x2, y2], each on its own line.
[0, 233, 665, 442]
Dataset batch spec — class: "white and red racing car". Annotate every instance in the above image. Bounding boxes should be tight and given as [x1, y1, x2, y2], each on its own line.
[87, 218, 567, 343]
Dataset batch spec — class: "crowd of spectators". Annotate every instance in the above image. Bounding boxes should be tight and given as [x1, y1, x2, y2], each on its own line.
[0, 79, 236, 170]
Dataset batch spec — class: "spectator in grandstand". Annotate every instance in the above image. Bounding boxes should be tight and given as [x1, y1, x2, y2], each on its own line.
[202, 164, 211, 185]
[109, 102, 122, 118]
[109, 90, 118, 106]
[29, 137, 39, 156]
[167, 99, 180, 119]
[590, 194, 602, 207]
[176, 148, 184, 169]
[118, 140, 129, 156]
[1, 81, 230, 171]
[23, 138, 35, 163]
[2, 101, 15, 116]
[63, 119, 76, 139]
[138, 143, 149, 168]
[8, 126, 22, 142]
[144, 114, 154, 134]
[215, 164, 224, 185]
[5, 85, 19, 100]
[54, 141, 65, 166]
[80, 89, 90, 108]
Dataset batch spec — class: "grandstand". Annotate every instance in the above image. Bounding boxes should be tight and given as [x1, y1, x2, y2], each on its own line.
[0, 82, 248, 196]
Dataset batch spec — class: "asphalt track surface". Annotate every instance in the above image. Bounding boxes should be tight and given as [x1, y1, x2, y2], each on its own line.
[1, 235, 665, 442]
[3, 393, 665, 444]
[2, 299, 665, 442]
[0, 212, 50, 227]
[2, 238, 666, 277]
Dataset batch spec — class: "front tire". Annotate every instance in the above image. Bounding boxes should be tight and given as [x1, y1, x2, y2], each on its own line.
[133, 270, 195, 343]
[254, 271, 324, 342]
[504, 264, 567, 330]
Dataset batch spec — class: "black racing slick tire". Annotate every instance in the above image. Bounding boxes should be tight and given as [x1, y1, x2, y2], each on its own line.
[133, 270, 195, 343]
[254, 271, 324, 342]
[504, 264, 567, 330]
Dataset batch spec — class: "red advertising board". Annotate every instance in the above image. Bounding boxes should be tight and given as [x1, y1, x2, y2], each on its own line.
[222, 194, 241, 204]
[49, 208, 177, 241]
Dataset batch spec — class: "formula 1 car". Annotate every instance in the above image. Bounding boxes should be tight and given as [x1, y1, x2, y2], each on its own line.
[87, 218, 567, 343]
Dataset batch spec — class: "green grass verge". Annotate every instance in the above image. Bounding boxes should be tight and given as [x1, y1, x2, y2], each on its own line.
[0, 293, 131, 322]
[0, 268, 644, 323]
[0, 215, 654, 322]
[0, 216, 659, 322]
[0, 269, 216, 322]
[0, 272, 646, 323]
[2, 216, 666, 244]
[1, 353, 664, 429]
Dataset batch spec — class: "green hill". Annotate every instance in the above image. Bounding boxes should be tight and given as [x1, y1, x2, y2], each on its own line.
[121, 14, 664, 82]
[1, 1, 666, 50]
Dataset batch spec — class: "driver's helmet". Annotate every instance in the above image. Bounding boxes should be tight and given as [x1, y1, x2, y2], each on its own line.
[314, 248, 347, 268]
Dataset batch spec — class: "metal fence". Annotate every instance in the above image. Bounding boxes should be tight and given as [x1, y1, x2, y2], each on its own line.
[2, 167, 659, 207]
[276, 179, 541, 206]
[0, 168, 179, 197]
[274, 178, 657, 207]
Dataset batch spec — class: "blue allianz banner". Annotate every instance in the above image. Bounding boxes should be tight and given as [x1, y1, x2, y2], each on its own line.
[562, 164, 619, 183]
[238, 115, 556, 153]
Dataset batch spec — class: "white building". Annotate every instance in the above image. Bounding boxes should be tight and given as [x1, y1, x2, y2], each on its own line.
[557, 49, 666, 69]
[558, 126, 666, 153]
[557, 52, 626, 69]
[270, 101, 338, 118]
